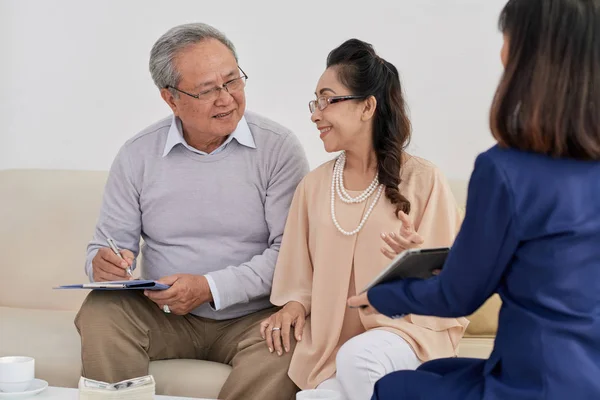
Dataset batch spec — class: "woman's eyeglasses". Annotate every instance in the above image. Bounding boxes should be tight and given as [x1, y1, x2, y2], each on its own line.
[308, 95, 368, 114]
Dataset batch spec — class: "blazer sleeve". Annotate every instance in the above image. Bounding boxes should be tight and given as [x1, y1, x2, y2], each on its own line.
[270, 178, 313, 315]
[368, 152, 520, 318]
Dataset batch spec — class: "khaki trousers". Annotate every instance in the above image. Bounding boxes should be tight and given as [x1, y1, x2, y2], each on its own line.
[74, 290, 298, 400]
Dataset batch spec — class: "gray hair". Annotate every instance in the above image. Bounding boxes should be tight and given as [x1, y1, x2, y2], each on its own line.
[149, 23, 238, 90]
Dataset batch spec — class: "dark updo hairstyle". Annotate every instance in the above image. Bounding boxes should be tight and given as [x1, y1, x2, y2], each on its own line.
[327, 39, 412, 215]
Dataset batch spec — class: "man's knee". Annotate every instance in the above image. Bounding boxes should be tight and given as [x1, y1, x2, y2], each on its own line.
[75, 291, 142, 335]
[235, 334, 296, 383]
[247, 335, 296, 366]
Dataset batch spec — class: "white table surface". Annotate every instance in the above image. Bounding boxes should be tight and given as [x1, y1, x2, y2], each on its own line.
[3, 386, 214, 399]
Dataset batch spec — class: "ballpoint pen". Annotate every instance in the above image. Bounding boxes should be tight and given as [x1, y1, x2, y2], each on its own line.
[107, 237, 134, 278]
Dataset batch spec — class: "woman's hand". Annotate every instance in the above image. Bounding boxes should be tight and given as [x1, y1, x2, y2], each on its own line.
[381, 211, 424, 259]
[259, 301, 306, 356]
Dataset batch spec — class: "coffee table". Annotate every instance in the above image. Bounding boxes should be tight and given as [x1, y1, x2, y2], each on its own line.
[9, 386, 215, 399]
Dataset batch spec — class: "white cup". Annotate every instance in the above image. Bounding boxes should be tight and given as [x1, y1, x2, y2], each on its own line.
[0, 356, 35, 393]
[296, 389, 342, 400]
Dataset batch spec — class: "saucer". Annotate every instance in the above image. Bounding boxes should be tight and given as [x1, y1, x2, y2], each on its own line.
[0, 379, 48, 398]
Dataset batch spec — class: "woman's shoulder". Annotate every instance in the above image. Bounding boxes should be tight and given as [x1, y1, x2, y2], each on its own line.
[298, 158, 336, 188]
[399, 153, 457, 204]
[401, 153, 444, 182]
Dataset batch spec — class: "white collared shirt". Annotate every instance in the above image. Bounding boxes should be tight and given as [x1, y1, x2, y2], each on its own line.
[162, 115, 256, 157]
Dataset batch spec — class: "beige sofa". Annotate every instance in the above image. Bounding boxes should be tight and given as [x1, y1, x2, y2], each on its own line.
[0, 169, 500, 398]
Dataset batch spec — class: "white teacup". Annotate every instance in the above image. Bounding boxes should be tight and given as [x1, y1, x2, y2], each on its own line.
[0, 356, 35, 393]
[296, 389, 342, 400]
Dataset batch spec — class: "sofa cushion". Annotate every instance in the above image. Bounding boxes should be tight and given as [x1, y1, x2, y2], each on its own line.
[457, 337, 494, 359]
[150, 359, 232, 399]
[465, 295, 502, 337]
[0, 306, 232, 398]
[0, 170, 106, 311]
[0, 307, 82, 388]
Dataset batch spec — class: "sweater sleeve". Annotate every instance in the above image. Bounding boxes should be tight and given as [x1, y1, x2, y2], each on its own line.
[85, 144, 142, 282]
[206, 133, 309, 310]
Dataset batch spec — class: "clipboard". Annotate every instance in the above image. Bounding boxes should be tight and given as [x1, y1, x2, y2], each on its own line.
[54, 279, 170, 291]
[361, 247, 450, 293]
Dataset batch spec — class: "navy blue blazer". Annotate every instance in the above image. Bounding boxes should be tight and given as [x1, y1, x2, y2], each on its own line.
[369, 146, 600, 399]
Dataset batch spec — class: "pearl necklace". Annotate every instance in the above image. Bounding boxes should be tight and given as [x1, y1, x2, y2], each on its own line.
[331, 152, 384, 236]
[335, 153, 380, 203]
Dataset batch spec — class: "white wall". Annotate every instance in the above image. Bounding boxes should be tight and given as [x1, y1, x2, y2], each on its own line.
[1, 0, 506, 180]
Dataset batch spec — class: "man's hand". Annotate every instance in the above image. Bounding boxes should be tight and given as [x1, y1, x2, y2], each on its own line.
[259, 301, 306, 356]
[92, 247, 135, 282]
[144, 274, 213, 315]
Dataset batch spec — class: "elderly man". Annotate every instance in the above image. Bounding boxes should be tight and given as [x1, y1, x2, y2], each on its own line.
[74, 23, 308, 400]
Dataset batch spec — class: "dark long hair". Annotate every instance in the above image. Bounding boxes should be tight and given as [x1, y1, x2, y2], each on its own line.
[491, 0, 600, 160]
[327, 39, 412, 215]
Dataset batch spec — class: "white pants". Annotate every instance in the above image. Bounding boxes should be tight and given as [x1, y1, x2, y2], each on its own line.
[316, 330, 422, 400]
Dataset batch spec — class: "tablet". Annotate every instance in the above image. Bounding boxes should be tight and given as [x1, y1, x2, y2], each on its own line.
[361, 247, 450, 293]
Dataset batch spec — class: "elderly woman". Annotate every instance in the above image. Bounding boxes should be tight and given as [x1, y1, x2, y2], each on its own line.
[260, 38, 469, 400]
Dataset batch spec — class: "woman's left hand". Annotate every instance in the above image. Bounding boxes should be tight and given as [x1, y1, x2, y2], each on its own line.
[380, 211, 424, 259]
[347, 292, 378, 315]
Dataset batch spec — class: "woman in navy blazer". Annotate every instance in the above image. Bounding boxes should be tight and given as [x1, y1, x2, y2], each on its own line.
[348, 0, 600, 399]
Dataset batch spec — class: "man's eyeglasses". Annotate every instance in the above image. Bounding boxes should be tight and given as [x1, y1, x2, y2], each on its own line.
[308, 95, 368, 114]
[166, 66, 248, 103]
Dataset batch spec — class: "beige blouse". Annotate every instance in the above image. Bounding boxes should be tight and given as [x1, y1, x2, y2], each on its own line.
[271, 155, 469, 390]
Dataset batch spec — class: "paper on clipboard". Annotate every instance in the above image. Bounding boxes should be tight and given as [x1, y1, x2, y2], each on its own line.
[54, 279, 170, 291]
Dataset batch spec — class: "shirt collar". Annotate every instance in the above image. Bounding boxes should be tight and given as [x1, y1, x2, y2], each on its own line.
[162, 115, 256, 157]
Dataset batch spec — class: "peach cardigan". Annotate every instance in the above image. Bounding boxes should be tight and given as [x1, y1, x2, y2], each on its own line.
[271, 155, 469, 389]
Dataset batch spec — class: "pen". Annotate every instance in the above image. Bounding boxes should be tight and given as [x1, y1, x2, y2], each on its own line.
[107, 237, 133, 278]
